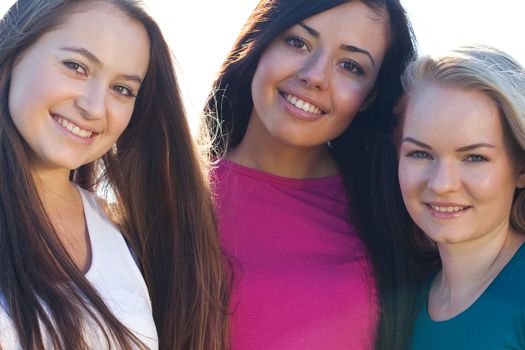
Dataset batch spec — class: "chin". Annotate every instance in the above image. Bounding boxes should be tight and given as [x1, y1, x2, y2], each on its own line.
[428, 233, 467, 245]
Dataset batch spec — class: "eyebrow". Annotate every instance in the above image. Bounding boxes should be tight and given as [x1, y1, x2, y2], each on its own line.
[402, 137, 496, 152]
[456, 143, 496, 152]
[60, 46, 101, 65]
[116, 73, 143, 85]
[298, 23, 376, 67]
[299, 23, 320, 38]
[402, 137, 431, 149]
[59, 46, 144, 84]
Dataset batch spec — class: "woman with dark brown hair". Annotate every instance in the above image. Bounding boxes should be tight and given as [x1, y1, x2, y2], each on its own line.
[201, 0, 422, 349]
[0, 1, 228, 349]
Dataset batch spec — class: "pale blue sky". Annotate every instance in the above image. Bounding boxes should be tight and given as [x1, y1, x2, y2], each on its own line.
[2, 1, 523, 130]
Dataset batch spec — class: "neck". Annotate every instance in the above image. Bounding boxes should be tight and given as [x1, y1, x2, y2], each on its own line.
[229, 113, 339, 179]
[31, 166, 78, 209]
[437, 226, 522, 292]
[31, 165, 91, 272]
[429, 225, 524, 320]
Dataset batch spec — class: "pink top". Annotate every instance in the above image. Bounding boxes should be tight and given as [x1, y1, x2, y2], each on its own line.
[213, 159, 379, 350]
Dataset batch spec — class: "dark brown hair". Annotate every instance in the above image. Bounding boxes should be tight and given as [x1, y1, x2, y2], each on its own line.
[0, 1, 229, 349]
[200, 0, 425, 349]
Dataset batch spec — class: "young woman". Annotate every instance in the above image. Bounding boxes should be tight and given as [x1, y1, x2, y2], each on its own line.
[0, 1, 228, 349]
[200, 0, 420, 348]
[396, 45, 525, 349]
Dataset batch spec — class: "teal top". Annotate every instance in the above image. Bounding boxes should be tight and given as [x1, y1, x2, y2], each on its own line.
[411, 243, 525, 350]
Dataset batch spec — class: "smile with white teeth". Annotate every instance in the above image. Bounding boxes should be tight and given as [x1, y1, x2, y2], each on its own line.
[53, 115, 94, 138]
[285, 94, 323, 115]
[430, 205, 467, 213]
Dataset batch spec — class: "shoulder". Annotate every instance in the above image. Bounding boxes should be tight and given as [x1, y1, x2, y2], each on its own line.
[77, 187, 121, 225]
[0, 297, 19, 348]
[492, 244, 525, 314]
[96, 198, 122, 226]
[507, 243, 525, 280]
[211, 158, 238, 183]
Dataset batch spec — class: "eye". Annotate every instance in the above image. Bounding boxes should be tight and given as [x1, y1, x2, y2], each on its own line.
[339, 60, 364, 75]
[111, 84, 136, 98]
[284, 35, 309, 51]
[406, 150, 432, 160]
[465, 154, 489, 163]
[63, 60, 87, 76]
[112, 85, 135, 98]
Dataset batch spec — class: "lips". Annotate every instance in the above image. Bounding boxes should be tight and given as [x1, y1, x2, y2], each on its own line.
[279, 89, 328, 114]
[425, 202, 471, 217]
[52, 114, 97, 139]
[429, 205, 468, 213]
[283, 93, 324, 115]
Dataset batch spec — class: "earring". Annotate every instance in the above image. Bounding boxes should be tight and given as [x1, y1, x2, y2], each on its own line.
[360, 99, 373, 112]
[327, 140, 334, 148]
[360, 89, 377, 112]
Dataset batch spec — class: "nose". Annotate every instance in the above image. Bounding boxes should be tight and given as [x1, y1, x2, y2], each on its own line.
[297, 52, 329, 91]
[427, 160, 461, 194]
[74, 81, 107, 120]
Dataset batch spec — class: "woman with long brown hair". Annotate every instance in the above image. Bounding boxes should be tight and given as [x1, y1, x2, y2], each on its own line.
[0, 1, 228, 349]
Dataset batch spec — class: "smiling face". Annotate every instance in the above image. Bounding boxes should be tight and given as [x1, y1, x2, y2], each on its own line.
[247, 0, 389, 150]
[398, 84, 525, 246]
[8, 2, 150, 173]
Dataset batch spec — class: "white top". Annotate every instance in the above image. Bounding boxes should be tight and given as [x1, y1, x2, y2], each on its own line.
[0, 187, 158, 349]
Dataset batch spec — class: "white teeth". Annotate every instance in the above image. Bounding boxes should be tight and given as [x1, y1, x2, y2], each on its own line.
[285, 94, 322, 115]
[54, 116, 93, 138]
[430, 205, 466, 213]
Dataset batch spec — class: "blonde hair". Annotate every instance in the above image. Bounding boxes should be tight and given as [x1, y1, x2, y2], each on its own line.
[395, 45, 525, 232]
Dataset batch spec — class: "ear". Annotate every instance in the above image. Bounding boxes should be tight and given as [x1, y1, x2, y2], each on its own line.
[517, 163, 525, 189]
[360, 88, 377, 112]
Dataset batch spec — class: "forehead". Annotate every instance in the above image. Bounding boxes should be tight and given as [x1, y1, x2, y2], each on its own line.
[56, 1, 139, 32]
[304, 1, 389, 29]
[300, 1, 390, 55]
[403, 84, 503, 141]
[28, 1, 150, 75]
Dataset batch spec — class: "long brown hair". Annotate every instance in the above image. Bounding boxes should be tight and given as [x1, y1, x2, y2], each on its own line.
[200, 1, 424, 349]
[0, 1, 229, 349]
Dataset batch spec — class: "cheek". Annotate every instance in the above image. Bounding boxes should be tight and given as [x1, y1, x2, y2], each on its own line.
[398, 160, 419, 200]
[398, 164, 426, 226]
[9, 61, 55, 122]
[332, 81, 370, 120]
[251, 67, 267, 111]
[9, 67, 32, 121]
[471, 171, 516, 204]
[251, 52, 283, 108]
[8, 83, 38, 136]
[108, 103, 135, 139]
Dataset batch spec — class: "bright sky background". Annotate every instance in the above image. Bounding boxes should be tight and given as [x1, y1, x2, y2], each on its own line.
[2, 1, 524, 132]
